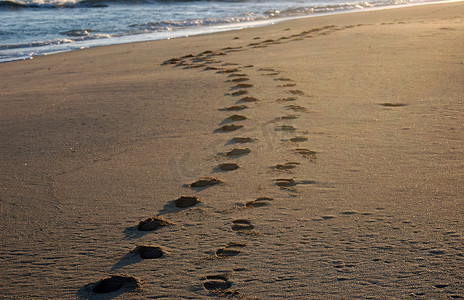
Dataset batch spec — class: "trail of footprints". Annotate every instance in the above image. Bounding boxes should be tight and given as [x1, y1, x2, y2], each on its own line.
[87, 23, 364, 297]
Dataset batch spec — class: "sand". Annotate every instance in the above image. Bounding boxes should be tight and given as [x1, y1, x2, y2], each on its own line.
[1, 2, 463, 298]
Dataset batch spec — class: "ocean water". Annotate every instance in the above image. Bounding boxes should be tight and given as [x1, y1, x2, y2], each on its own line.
[0, 0, 439, 62]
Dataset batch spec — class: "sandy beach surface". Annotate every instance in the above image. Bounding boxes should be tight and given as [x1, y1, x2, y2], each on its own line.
[1, 2, 463, 299]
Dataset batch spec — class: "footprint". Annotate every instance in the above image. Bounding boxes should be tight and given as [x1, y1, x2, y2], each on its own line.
[227, 114, 247, 122]
[288, 89, 305, 95]
[231, 78, 250, 83]
[134, 245, 164, 259]
[231, 83, 253, 89]
[289, 136, 308, 142]
[275, 77, 293, 82]
[219, 163, 239, 171]
[215, 242, 246, 258]
[203, 275, 232, 292]
[161, 58, 182, 65]
[295, 148, 317, 160]
[219, 124, 243, 132]
[275, 178, 297, 187]
[277, 125, 297, 132]
[227, 73, 247, 77]
[239, 96, 258, 102]
[219, 105, 248, 111]
[174, 196, 201, 208]
[279, 115, 299, 120]
[216, 68, 241, 74]
[258, 68, 276, 72]
[278, 97, 298, 102]
[232, 219, 254, 231]
[275, 162, 300, 170]
[226, 148, 251, 157]
[93, 275, 143, 294]
[229, 90, 248, 97]
[245, 197, 273, 208]
[190, 177, 224, 188]
[230, 137, 256, 144]
[380, 103, 407, 107]
[137, 216, 173, 231]
[286, 105, 307, 112]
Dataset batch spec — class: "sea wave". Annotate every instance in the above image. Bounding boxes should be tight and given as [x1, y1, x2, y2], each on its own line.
[0, 0, 250, 9]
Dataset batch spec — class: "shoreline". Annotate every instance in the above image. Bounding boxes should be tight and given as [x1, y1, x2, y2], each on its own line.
[0, 0, 459, 63]
[1, 1, 463, 298]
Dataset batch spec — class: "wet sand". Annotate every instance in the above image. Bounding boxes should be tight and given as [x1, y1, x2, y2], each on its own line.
[1, 2, 463, 298]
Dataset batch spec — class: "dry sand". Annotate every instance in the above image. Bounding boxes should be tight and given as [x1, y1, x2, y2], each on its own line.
[1, 2, 463, 298]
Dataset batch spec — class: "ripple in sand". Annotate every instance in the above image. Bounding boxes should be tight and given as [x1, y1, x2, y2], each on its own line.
[137, 216, 172, 231]
[93, 275, 143, 294]
[190, 176, 224, 188]
[174, 196, 201, 208]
